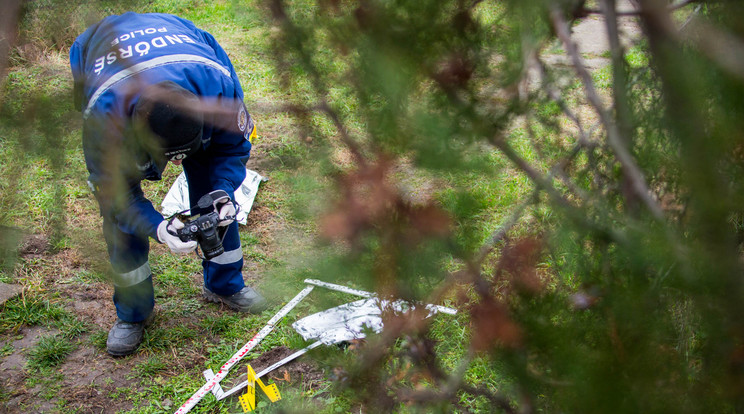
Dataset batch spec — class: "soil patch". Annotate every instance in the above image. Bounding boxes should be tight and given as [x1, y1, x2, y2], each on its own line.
[17, 234, 50, 257]
[219, 345, 326, 399]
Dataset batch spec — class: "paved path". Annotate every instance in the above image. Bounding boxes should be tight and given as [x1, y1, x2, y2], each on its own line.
[563, 0, 642, 68]
[528, 1, 642, 94]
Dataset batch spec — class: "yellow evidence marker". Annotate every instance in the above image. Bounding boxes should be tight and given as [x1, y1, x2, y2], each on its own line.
[239, 364, 282, 412]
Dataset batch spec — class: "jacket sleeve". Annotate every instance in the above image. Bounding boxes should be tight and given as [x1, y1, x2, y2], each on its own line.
[83, 115, 165, 240]
[69, 40, 86, 112]
[192, 25, 253, 195]
[207, 100, 253, 194]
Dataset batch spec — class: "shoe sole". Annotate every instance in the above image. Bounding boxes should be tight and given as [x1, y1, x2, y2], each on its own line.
[202, 289, 267, 313]
[203, 289, 245, 312]
[107, 348, 138, 357]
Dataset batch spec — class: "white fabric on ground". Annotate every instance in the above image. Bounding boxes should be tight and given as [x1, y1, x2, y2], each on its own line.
[161, 168, 266, 225]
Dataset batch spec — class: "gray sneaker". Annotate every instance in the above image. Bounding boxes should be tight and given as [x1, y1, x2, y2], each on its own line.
[107, 318, 147, 357]
[203, 286, 268, 313]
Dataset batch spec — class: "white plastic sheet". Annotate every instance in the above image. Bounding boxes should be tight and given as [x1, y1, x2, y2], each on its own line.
[291, 298, 418, 344]
[161, 168, 265, 225]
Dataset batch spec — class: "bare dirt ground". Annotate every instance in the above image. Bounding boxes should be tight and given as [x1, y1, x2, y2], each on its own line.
[0, 222, 326, 414]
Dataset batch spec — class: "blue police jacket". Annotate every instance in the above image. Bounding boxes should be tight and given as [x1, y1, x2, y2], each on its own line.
[70, 12, 253, 240]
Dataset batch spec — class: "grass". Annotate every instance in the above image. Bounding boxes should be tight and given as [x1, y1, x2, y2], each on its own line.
[27, 334, 74, 369]
[54, 313, 88, 339]
[131, 356, 168, 377]
[88, 330, 108, 351]
[0, 295, 68, 333]
[0, 344, 14, 357]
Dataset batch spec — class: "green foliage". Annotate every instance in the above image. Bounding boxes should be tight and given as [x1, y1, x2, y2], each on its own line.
[88, 329, 108, 351]
[54, 312, 88, 339]
[266, 0, 744, 412]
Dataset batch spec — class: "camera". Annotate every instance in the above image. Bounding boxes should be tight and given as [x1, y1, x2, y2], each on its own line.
[177, 212, 224, 259]
[171, 190, 235, 260]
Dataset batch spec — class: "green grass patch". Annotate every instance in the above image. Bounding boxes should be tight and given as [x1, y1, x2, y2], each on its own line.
[0, 295, 68, 333]
[132, 356, 169, 378]
[88, 329, 109, 351]
[138, 326, 177, 354]
[54, 313, 88, 339]
[151, 254, 202, 294]
[27, 334, 75, 369]
[25, 369, 67, 403]
[62, 269, 109, 286]
[0, 343, 14, 357]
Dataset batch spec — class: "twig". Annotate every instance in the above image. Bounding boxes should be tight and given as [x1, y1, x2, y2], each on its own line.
[602, 0, 643, 212]
[468, 0, 485, 10]
[601, 0, 634, 147]
[535, 57, 591, 147]
[524, 118, 585, 200]
[475, 191, 537, 265]
[678, 4, 702, 32]
[488, 134, 573, 210]
[461, 384, 520, 414]
[270, 0, 369, 168]
[549, 6, 664, 220]
[533, 55, 598, 199]
[398, 354, 517, 413]
[273, 101, 368, 167]
[678, 13, 744, 83]
[547, 141, 591, 201]
[316, 99, 368, 167]
[476, 126, 599, 266]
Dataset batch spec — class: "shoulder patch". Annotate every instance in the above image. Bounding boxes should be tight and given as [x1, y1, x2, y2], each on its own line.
[237, 105, 248, 132]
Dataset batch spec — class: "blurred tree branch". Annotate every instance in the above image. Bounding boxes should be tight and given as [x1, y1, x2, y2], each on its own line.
[550, 5, 664, 220]
[269, 0, 744, 411]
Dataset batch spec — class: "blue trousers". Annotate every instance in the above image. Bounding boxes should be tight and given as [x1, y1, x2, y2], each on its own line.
[105, 158, 246, 322]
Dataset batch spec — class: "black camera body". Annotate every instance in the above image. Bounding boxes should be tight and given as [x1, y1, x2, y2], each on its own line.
[170, 190, 235, 260]
[177, 212, 224, 259]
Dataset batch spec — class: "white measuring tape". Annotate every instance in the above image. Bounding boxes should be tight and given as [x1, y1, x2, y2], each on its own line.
[174, 285, 314, 414]
[303, 278, 458, 315]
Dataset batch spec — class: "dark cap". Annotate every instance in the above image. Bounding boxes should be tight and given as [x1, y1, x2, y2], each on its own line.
[133, 81, 203, 161]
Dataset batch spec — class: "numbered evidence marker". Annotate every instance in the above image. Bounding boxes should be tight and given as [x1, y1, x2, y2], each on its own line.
[239, 364, 281, 412]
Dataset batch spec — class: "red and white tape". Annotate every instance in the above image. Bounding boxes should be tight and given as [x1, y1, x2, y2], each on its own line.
[174, 285, 314, 414]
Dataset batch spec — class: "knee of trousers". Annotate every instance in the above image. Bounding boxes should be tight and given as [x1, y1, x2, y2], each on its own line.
[203, 249, 245, 295]
[202, 221, 243, 274]
[112, 261, 153, 288]
[102, 218, 151, 288]
[204, 246, 244, 273]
